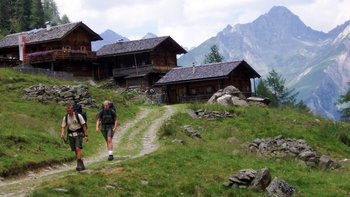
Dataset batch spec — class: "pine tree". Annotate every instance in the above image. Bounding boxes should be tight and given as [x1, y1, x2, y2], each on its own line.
[43, 0, 61, 25]
[265, 69, 298, 107]
[60, 14, 70, 24]
[11, 0, 32, 32]
[256, 79, 277, 106]
[29, 0, 45, 29]
[257, 69, 301, 108]
[203, 45, 224, 64]
[338, 82, 350, 121]
[0, 0, 11, 36]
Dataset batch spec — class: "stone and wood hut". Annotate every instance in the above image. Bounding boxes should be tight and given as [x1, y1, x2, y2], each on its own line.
[155, 60, 261, 104]
[97, 36, 187, 87]
[0, 22, 102, 79]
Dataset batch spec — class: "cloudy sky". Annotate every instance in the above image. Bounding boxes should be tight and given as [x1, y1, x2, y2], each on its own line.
[55, 0, 350, 48]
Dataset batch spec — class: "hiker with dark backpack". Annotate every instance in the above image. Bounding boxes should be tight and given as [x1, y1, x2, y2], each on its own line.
[96, 100, 118, 161]
[61, 103, 88, 171]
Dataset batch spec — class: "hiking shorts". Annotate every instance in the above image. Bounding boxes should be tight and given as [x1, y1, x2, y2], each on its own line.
[101, 125, 114, 141]
[68, 132, 84, 151]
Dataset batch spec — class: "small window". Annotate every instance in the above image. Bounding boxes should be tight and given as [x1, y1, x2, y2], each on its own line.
[207, 86, 213, 93]
[190, 88, 196, 95]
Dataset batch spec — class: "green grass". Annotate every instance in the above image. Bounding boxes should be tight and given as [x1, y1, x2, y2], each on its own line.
[31, 103, 350, 196]
[0, 68, 140, 177]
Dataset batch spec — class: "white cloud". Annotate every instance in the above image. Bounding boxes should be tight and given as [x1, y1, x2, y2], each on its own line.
[55, 0, 350, 48]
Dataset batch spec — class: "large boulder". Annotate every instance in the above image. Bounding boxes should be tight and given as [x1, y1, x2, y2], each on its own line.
[231, 96, 248, 106]
[249, 168, 272, 191]
[266, 177, 295, 197]
[318, 155, 341, 170]
[216, 94, 232, 106]
[223, 85, 240, 95]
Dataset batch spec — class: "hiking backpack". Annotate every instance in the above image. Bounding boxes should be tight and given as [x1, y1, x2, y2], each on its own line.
[100, 101, 116, 113]
[65, 103, 87, 127]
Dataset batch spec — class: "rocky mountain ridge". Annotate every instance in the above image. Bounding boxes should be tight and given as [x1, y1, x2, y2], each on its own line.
[178, 6, 350, 120]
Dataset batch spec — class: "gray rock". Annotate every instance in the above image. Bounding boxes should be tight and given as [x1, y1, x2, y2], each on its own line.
[231, 96, 248, 106]
[298, 151, 316, 161]
[266, 177, 295, 197]
[223, 85, 240, 95]
[208, 92, 223, 104]
[319, 155, 341, 170]
[217, 94, 232, 106]
[249, 168, 272, 191]
[53, 188, 69, 193]
[183, 125, 201, 138]
[223, 181, 234, 187]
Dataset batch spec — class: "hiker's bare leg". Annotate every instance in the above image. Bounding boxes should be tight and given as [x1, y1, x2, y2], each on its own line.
[75, 148, 82, 160]
[107, 136, 113, 151]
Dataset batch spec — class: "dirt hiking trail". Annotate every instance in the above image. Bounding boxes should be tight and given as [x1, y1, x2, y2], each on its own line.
[0, 105, 176, 197]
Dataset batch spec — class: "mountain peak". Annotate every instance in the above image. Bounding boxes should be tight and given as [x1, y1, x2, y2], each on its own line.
[142, 32, 157, 39]
[262, 6, 301, 23]
[268, 6, 294, 15]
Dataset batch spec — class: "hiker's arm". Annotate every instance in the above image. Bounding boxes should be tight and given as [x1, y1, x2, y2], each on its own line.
[60, 127, 65, 139]
[113, 118, 118, 132]
[83, 124, 88, 142]
[96, 118, 100, 132]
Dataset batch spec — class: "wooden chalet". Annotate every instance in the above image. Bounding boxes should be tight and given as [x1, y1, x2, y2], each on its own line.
[0, 22, 102, 79]
[97, 36, 187, 87]
[155, 60, 261, 104]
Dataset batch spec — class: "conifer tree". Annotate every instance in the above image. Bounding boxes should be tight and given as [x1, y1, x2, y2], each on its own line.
[29, 0, 45, 29]
[60, 14, 70, 24]
[0, 0, 11, 36]
[11, 0, 32, 32]
[257, 69, 300, 108]
[338, 82, 350, 121]
[43, 0, 60, 25]
[203, 45, 224, 64]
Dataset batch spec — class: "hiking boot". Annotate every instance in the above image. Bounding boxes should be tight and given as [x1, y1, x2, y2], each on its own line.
[76, 159, 86, 171]
[108, 155, 114, 161]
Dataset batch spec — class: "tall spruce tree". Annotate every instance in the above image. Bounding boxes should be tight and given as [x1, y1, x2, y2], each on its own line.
[29, 0, 45, 29]
[338, 82, 350, 121]
[43, 0, 59, 25]
[203, 45, 224, 64]
[11, 0, 32, 32]
[60, 14, 70, 24]
[257, 69, 299, 107]
[0, 0, 11, 36]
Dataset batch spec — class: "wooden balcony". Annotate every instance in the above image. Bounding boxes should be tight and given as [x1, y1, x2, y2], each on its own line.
[24, 50, 97, 64]
[113, 64, 173, 77]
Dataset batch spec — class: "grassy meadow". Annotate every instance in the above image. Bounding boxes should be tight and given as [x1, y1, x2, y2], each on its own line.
[0, 68, 140, 177]
[31, 104, 350, 196]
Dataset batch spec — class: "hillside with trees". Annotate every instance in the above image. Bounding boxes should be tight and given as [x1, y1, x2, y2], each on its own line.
[0, 0, 70, 38]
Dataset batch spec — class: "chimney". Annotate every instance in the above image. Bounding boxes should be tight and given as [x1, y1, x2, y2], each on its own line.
[192, 62, 196, 74]
[45, 21, 51, 31]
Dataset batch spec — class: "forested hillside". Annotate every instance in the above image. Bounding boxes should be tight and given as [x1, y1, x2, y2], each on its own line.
[0, 0, 70, 38]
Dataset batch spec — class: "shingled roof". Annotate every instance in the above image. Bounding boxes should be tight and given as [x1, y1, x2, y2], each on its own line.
[156, 60, 260, 85]
[0, 22, 102, 49]
[97, 36, 187, 57]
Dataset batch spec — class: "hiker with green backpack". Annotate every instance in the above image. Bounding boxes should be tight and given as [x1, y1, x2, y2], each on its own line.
[61, 103, 88, 171]
[96, 100, 118, 161]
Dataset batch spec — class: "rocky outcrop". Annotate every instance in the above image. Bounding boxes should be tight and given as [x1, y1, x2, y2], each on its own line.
[23, 84, 97, 108]
[208, 85, 268, 106]
[266, 177, 296, 197]
[224, 168, 295, 196]
[194, 109, 234, 119]
[249, 135, 341, 170]
[183, 125, 201, 139]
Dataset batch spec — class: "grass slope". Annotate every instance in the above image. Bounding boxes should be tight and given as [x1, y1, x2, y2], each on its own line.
[31, 104, 350, 196]
[0, 68, 140, 177]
